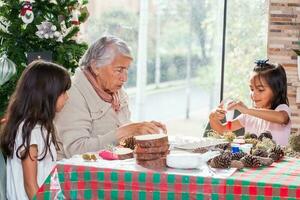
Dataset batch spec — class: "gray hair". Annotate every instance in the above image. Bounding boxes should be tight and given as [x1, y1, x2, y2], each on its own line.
[79, 35, 132, 69]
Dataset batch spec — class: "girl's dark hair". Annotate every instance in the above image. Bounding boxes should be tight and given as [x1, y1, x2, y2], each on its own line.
[253, 59, 289, 110]
[0, 60, 71, 161]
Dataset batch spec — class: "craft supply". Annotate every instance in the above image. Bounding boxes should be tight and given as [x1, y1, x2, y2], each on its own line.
[134, 133, 169, 169]
[99, 150, 118, 160]
[239, 143, 253, 154]
[114, 147, 134, 160]
[166, 153, 201, 169]
[231, 144, 240, 153]
[224, 99, 235, 130]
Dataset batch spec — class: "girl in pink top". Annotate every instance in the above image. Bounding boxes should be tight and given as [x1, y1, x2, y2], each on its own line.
[209, 59, 291, 146]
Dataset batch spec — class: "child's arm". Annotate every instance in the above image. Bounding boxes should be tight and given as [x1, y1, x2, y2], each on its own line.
[21, 145, 39, 199]
[246, 108, 289, 124]
[209, 107, 244, 134]
[228, 101, 290, 125]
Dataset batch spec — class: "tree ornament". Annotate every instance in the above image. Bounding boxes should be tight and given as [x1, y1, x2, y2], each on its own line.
[51, 25, 57, 31]
[36, 21, 63, 42]
[0, 54, 17, 86]
[0, 18, 9, 33]
[20, 0, 34, 24]
[71, 9, 80, 25]
[49, 0, 58, 4]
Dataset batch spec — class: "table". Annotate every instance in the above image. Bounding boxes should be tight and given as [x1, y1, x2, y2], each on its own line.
[34, 158, 300, 200]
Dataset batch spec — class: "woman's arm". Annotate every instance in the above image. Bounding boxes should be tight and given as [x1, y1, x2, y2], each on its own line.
[21, 145, 39, 200]
[228, 101, 290, 125]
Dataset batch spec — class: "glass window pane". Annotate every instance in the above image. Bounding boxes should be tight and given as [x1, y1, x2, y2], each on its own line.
[224, 0, 268, 105]
[83, 0, 224, 137]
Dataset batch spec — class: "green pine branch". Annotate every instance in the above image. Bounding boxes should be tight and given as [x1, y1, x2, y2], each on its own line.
[63, 26, 80, 41]
[0, 0, 89, 117]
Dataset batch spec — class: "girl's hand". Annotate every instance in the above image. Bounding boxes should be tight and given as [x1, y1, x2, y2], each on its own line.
[210, 106, 226, 121]
[227, 100, 249, 114]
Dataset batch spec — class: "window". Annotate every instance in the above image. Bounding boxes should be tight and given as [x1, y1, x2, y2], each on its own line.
[82, 0, 267, 136]
[223, 0, 268, 105]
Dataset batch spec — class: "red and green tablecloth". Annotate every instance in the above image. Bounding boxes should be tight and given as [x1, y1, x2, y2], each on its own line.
[35, 158, 300, 200]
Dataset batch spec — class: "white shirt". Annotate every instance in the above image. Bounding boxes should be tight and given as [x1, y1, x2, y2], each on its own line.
[6, 123, 57, 200]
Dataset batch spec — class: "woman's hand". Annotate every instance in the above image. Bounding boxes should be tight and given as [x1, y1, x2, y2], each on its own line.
[116, 121, 167, 140]
[227, 100, 249, 114]
[150, 120, 167, 134]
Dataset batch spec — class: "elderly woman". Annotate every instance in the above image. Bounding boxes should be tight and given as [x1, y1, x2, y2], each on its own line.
[55, 36, 166, 158]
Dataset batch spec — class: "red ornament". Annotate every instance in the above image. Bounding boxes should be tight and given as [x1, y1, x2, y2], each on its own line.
[71, 9, 80, 25]
[20, 1, 32, 16]
[20, 0, 34, 24]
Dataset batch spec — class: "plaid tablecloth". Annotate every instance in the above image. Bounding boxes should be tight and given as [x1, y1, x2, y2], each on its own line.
[35, 158, 300, 200]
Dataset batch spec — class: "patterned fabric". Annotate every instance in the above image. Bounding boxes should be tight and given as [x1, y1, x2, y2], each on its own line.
[35, 158, 300, 200]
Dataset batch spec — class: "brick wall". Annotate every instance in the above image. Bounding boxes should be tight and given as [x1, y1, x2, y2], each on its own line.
[268, 0, 300, 132]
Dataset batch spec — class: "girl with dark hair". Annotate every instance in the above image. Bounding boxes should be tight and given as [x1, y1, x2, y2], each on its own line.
[209, 59, 291, 145]
[0, 60, 71, 199]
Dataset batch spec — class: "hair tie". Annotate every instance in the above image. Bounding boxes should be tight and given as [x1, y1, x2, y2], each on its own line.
[254, 59, 269, 68]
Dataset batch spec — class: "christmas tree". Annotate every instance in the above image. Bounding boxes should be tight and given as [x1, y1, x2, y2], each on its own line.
[0, 0, 89, 117]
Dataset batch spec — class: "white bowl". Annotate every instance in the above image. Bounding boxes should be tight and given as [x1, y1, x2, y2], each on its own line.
[167, 153, 201, 169]
[239, 144, 253, 154]
[166, 151, 220, 169]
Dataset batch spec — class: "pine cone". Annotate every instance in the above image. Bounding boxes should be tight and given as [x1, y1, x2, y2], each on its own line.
[230, 160, 244, 169]
[241, 155, 261, 168]
[268, 145, 284, 162]
[215, 143, 231, 151]
[256, 138, 276, 152]
[208, 152, 232, 168]
[223, 132, 236, 142]
[120, 136, 136, 150]
[289, 133, 300, 152]
[231, 152, 247, 160]
[258, 131, 272, 141]
[243, 133, 251, 139]
[245, 138, 258, 146]
[252, 149, 268, 157]
[254, 156, 273, 166]
[193, 147, 209, 154]
[249, 133, 258, 139]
